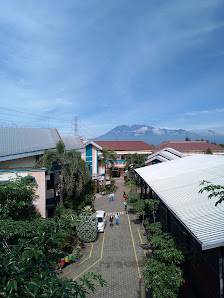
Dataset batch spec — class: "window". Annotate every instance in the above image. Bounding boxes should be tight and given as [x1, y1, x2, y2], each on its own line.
[47, 173, 55, 190]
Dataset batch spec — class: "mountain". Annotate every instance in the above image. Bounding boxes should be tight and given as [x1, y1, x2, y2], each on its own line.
[94, 125, 224, 146]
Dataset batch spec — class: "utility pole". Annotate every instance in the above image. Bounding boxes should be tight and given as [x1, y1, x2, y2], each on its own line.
[74, 116, 78, 136]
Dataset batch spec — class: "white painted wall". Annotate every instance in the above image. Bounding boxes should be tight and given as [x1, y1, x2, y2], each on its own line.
[0, 156, 37, 169]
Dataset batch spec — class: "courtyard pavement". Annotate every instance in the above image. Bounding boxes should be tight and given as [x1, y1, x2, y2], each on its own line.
[61, 178, 148, 298]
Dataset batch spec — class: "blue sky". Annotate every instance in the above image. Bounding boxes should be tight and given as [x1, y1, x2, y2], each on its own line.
[0, 0, 224, 138]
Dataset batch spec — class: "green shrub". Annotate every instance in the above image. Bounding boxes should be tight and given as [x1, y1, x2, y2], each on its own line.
[143, 222, 184, 297]
[127, 192, 140, 203]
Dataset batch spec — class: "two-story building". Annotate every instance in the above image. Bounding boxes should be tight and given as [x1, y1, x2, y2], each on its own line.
[0, 127, 85, 217]
[94, 141, 154, 178]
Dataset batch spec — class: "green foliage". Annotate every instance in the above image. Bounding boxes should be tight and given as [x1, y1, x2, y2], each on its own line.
[0, 218, 105, 297]
[36, 141, 93, 205]
[127, 192, 140, 203]
[0, 179, 39, 220]
[66, 178, 95, 213]
[101, 146, 118, 182]
[125, 153, 148, 170]
[77, 215, 98, 243]
[99, 182, 115, 194]
[199, 180, 224, 206]
[185, 136, 191, 141]
[143, 222, 184, 297]
[129, 199, 146, 216]
[205, 147, 213, 154]
[145, 199, 160, 223]
[142, 259, 184, 297]
[82, 205, 93, 215]
[126, 180, 137, 192]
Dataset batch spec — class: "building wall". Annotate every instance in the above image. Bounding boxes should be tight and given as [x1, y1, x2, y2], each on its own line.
[159, 202, 220, 298]
[92, 146, 97, 175]
[28, 170, 47, 218]
[181, 150, 224, 156]
[86, 144, 93, 175]
[81, 151, 86, 161]
[0, 156, 37, 169]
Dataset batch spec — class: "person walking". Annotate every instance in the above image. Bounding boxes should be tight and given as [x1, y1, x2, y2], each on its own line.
[115, 213, 119, 226]
[123, 191, 126, 198]
[124, 201, 127, 212]
[109, 215, 114, 227]
[108, 194, 111, 203]
[111, 193, 114, 202]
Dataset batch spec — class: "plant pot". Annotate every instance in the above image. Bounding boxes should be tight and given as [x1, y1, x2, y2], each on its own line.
[61, 258, 65, 266]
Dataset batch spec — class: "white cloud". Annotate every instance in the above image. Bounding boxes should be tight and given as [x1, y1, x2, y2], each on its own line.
[134, 126, 149, 134]
[152, 128, 165, 135]
[182, 108, 224, 116]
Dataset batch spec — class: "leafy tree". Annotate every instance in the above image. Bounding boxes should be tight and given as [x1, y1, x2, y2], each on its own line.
[143, 222, 184, 297]
[205, 147, 213, 154]
[125, 153, 148, 170]
[142, 259, 184, 297]
[199, 180, 224, 206]
[36, 141, 92, 205]
[0, 179, 39, 220]
[0, 218, 106, 297]
[126, 180, 137, 192]
[146, 199, 160, 223]
[185, 137, 191, 141]
[101, 146, 117, 183]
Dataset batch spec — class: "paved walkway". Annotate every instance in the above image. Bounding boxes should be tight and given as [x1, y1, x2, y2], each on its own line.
[61, 178, 148, 298]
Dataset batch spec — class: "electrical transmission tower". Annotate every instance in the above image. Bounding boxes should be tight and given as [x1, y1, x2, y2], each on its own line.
[74, 116, 78, 136]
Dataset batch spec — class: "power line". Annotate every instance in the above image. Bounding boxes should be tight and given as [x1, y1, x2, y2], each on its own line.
[0, 106, 72, 123]
[0, 105, 101, 139]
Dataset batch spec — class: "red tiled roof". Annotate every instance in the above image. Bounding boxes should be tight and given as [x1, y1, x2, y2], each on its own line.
[155, 141, 224, 152]
[94, 141, 154, 151]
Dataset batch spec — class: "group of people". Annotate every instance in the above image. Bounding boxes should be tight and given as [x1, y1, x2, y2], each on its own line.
[108, 193, 115, 203]
[109, 213, 119, 227]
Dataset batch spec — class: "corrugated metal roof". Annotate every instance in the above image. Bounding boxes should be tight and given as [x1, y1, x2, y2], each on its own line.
[136, 155, 224, 250]
[62, 136, 85, 151]
[146, 147, 184, 163]
[0, 127, 61, 161]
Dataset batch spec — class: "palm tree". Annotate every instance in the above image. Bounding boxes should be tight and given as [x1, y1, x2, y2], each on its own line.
[125, 153, 147, 170]
[101, 146, 117, 183]
[35, 140, 91, 204]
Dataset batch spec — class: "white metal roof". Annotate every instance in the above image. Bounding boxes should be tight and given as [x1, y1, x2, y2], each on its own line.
[146, 147, 184, 164]
[136, 154, 224, 250]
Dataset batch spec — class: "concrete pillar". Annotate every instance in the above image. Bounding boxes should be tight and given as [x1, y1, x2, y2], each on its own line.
[139, 278, 146, 298]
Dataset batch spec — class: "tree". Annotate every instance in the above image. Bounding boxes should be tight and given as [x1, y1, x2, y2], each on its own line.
[205, 147, 213, 154]
[101, 146, 117, 183]
[0, 179, 39, 220]
[0, 218, 106, 297]
[36, 141, 92, 205]
[185, 137, 191, 141]
[125, 153, 147, 170]
[126, 180, 137, 192]
[199, 180, 224, 206]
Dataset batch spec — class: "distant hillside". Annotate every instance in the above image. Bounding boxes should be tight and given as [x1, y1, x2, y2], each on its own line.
[93, 125, 224, 146]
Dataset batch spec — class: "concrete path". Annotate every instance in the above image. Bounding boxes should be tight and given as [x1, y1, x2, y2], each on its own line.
[61, 178, 148, 298]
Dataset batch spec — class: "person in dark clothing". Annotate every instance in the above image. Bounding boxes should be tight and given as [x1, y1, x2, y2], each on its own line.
[109, 215, 114, 227]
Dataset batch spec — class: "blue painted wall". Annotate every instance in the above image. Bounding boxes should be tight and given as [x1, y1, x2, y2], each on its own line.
[86, 144, 93, 175]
